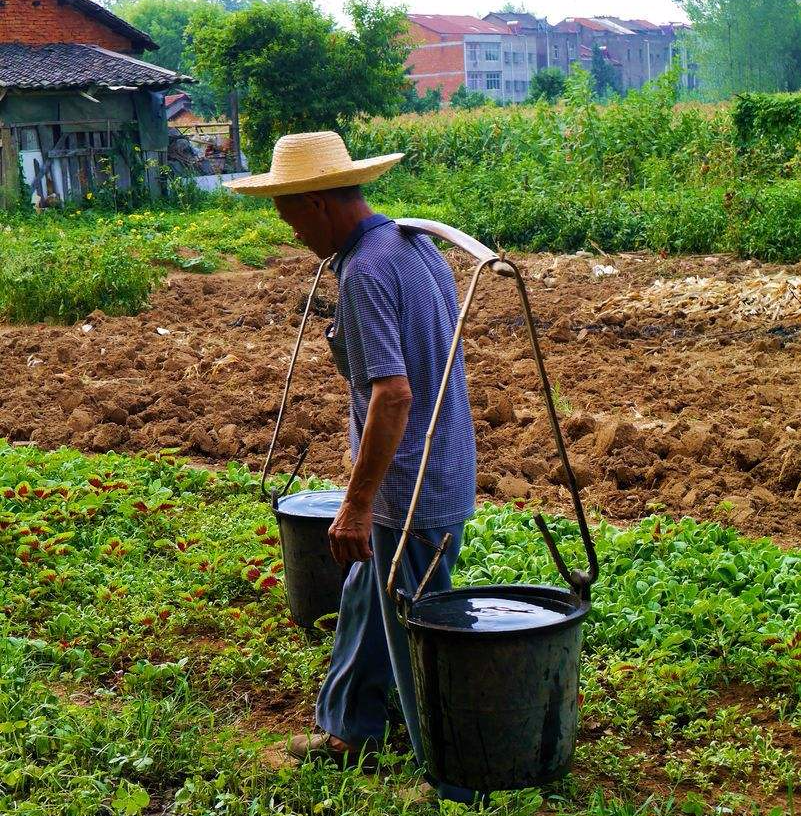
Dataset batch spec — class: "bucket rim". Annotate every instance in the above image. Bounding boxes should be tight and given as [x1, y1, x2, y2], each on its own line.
[274, 488, 347, 519]
[402, 583, 590, 637]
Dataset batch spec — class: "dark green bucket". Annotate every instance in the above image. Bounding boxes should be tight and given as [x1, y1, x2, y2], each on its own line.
[398, 583, 590, 791]
[272, 489, 347, 629]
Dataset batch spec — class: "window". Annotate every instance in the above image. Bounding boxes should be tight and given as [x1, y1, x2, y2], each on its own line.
[514, 80, 526, 92]
[528, 52, 535, 64]
[553, 45, 559, 59]
[627, 48, 631, 61]
[512, 51, 523, 64]
[18, 128, 39, 151]
[639, 48, 643, 60]
[505, 80, 512, 92]
[467, 72, 482, 90]
[486, 71, 501, 90]
[485, 44, 500, 61]
[466, 43, 480, 63]
[504, 51, 511, 64]
[568, 41, 574, 56]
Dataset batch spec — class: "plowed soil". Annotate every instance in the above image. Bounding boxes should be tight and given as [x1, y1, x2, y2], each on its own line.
[2, 248, 800, 545]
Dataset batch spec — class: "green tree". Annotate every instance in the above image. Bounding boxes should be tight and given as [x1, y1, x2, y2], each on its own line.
[449, 83, 488, 109]
[526, 67, 565, 103]
[590, 42, 619, 98]
[116, 0, 202, 71]
[400, 84, 442, 114]
[681, 0, 801, 96]
[189, 0, 410, 168]
[115, 0, 227, 116]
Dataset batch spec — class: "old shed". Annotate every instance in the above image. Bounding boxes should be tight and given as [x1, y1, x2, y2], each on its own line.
[0, 0, 193, 207]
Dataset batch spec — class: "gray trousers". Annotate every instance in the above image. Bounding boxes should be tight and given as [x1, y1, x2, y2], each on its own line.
[316, 521, 475, 801]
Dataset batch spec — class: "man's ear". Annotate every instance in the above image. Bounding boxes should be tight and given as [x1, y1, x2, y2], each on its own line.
[304, 192, 328, 215]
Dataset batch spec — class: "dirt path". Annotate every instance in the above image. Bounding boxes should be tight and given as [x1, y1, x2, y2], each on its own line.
[2, 248, 799, 545]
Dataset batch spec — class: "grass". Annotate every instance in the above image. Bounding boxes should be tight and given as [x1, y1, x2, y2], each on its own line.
[0, 441, 798, 815]
[0, 198, 294, 325]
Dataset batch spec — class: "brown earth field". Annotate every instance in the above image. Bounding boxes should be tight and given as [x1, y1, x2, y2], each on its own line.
[2, 248, 800, 546]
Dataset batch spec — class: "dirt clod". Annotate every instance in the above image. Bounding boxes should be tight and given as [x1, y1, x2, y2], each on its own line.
[728, 438, 765, 472]
[91, 423, 130, 452]
[101, 404, 130, 426]
[564, 412, 597, 441]
[594, 420, 639, 457]
[68, 408, 95, 433]
[496, 474, 531, 500]
[549, 458, 594, 489]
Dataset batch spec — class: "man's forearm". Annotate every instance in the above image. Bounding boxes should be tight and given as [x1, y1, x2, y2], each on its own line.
[345, 376, 412, 511]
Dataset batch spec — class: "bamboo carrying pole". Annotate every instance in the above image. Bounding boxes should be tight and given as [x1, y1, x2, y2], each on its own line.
[386, 219, 597, 601]
[385, 256, 493, 597]
[259, 255, 334, 496]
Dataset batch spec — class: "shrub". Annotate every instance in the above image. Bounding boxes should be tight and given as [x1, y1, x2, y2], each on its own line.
[0, 222, 164, 324]
[526, 67, 565, 103]
[449, 83, 489, 110]
[731, 91, 801, 151]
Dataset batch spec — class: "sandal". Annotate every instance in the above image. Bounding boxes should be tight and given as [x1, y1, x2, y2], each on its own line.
[287, 732, 378, 771]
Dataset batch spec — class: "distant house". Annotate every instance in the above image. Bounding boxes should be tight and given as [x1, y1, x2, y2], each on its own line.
[404, 15, 515, 103]
[404, 12, 696, 104]
[0, 0, 193, 208]
[550, 17, 695, 91]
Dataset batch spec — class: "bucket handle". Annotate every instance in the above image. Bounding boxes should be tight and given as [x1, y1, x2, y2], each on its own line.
[270, 443, 311, 512]
[386, 219, 598, 604]
[260, 255, 334, 500]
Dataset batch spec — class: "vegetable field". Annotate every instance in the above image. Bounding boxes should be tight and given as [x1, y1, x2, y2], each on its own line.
[1, 442, 799, 815]
[2, 76, 801, 815]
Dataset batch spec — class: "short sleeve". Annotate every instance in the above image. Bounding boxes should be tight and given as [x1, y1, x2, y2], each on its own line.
[341, 265, 407, 386]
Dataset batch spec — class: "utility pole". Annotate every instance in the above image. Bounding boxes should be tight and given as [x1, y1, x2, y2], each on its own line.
[545, 24, 550, 68]
[229, 89, 242, 173]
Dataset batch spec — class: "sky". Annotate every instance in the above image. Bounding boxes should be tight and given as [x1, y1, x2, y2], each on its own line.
[317, 0, 689, 27]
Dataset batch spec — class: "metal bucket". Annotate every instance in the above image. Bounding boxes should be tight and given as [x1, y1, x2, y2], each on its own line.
[272, 489, 347, 629]
[397, 583, 590, 791]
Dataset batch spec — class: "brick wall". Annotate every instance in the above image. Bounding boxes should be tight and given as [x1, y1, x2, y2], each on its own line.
[0, 0, 135, 52]
[406, 20, 465, 100]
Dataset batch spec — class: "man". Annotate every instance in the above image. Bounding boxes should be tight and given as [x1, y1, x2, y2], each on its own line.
[226, 132, 476, 800]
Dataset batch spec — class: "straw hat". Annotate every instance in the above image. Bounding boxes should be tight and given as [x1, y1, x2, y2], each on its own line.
[225, 131, 404, 198]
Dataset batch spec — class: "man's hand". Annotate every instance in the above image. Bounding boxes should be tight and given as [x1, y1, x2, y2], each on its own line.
[328, 500, 374, 566]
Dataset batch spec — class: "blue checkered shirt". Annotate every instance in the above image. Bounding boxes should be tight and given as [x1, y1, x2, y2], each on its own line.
[327, 214, 476, 529]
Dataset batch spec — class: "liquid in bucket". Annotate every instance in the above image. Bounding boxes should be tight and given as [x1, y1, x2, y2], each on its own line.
[410, 595, 570, 632]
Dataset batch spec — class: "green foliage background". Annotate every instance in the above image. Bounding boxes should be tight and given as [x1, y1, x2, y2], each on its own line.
[681, 0, 801, 98]
[114, 0, 228, 118]
[188, 0, 411, 169]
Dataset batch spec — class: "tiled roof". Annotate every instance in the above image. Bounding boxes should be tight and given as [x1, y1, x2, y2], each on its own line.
[165, 92, 190, 106]
[408, 14, 508, 35]
[622, 18, 662, 31]
[484, 12, 545, 29]
[0, 43, 194, 91]
[557, 17, 635, 34]
[63, 0, 157, 52]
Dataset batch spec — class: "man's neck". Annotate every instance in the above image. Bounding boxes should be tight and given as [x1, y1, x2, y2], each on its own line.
[332, 201, 376, 254]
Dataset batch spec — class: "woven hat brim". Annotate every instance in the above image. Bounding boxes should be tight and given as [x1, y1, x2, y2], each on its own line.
[224, 153, 404, 197]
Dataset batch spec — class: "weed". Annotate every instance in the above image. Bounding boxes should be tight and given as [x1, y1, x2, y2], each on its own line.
[551, 382, 574, 416]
